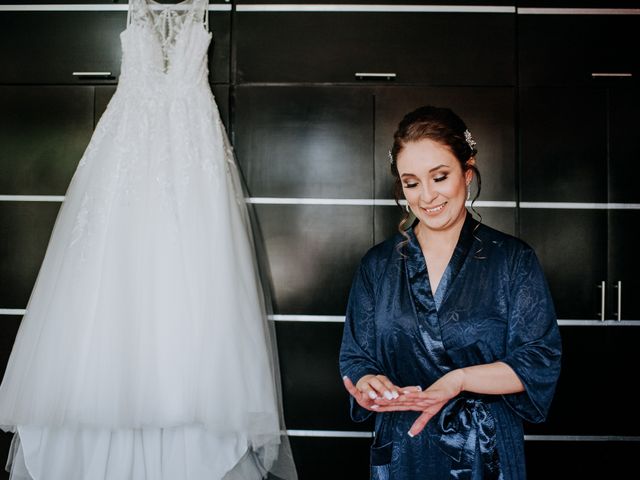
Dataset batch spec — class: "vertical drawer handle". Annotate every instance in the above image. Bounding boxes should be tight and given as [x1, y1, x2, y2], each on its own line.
[355, 72, 397, 81]
[614, 280, 622, 321]
[598, 281, 606, 321]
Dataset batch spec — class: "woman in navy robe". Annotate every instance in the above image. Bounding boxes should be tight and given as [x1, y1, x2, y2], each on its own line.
[339, 106, 561, 479]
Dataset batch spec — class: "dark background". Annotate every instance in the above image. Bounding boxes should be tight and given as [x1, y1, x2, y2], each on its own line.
[1, 1, 639, 478]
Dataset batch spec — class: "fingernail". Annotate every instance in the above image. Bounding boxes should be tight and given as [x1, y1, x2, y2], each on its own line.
[392, 391, 399, 399]
[407, 431, 415, 438]
[371, 404, 379, 409]
[416, 386, 422, 392]
[342, 376, 348, 381]
[383, 391, 393, 400]
[368, 391, 377, 400]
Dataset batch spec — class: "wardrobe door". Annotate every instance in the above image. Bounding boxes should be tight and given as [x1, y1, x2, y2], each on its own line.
[0, 86, 95, 195]
[253, 204, 373, 316]
[608, 87, 640, 204]
[524, 326, 640, 436]
[276, 321, 373, 431]
[235, 10, 514, 85]
[519, 12, 640, 87]
[519, 209, 607, 321]
[288, 436, 371, 479]
[206, 9, 231, 84]
[0, 202, 61, 309]
[519, 87, 607, 203]
[525, 440, 639, 479]
[0, 11, 125, 84]
[233, 86, 373, 198]
[608, 210, 640, 321]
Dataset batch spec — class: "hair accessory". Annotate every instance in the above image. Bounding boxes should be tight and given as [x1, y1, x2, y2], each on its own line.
[464, 129, 477, 153]
[388, 149, 394, 165]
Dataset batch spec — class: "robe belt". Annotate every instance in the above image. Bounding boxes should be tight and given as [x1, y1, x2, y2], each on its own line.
[430, 395, 502, 480]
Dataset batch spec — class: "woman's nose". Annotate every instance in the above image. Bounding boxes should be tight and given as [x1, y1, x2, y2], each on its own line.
[420, 183, 437, 204]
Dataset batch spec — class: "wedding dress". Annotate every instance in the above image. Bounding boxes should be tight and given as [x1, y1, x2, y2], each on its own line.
[0, 0, 295, 478]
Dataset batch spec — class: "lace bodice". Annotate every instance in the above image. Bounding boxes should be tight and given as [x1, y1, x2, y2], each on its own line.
[119, 0, 212, 93]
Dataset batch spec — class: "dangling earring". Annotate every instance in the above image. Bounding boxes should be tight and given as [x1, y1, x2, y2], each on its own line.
[466, 184, 471, 201]
[405, 202, 411, 213]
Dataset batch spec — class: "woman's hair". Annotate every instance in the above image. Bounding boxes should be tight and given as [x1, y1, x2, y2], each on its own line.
[389, 105, 482, 243]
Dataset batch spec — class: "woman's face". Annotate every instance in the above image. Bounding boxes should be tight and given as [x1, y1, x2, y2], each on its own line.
[396, 138, 473, 233]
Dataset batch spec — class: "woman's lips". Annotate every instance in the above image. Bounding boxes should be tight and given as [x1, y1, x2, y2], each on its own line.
[420, 202, 447, 215]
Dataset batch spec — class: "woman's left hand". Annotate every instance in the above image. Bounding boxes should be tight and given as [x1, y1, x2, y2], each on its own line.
[371, 369, 465, 437]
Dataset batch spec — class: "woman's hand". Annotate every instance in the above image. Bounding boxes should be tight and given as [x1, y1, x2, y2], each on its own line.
[342, 375, 421, 412]
[370, 369, 466, 436]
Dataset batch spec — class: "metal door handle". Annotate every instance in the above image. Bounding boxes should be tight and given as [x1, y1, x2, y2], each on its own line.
[73, 72, 113, 78]
[614, 280, 622, 321]
[355, 72, 397, 80]
[598, 281, 606, 321]
[591, 72, 633, 78]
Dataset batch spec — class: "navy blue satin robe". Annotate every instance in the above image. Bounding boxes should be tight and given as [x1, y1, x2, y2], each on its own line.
[339, 212, 562, 479]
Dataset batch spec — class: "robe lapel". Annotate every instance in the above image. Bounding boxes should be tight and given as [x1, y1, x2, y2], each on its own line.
[436, 211, 478, 309]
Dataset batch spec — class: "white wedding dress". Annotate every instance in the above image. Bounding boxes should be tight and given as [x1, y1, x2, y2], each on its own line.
[0, 0, 295, 478]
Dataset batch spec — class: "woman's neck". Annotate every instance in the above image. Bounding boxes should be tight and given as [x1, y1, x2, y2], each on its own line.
[415, 211, 467, 254]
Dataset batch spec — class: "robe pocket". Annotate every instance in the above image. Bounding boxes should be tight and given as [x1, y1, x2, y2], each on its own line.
[370, 440, 393, 480]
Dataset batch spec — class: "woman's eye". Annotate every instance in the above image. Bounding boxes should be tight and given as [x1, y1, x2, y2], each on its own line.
[403, 183, 418, 189]
[434, 175, 448, 183]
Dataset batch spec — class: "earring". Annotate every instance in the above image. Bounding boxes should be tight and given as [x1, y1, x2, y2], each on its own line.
[405, 202, 411, 213]
[466, 184, 471, 201]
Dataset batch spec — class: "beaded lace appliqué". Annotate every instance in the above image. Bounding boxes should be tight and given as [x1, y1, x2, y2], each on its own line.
[128, 0, 201, 73]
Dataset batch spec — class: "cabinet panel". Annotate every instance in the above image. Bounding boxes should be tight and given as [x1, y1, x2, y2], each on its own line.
[0, 202, 61, 309]
[519, 14, 640, 87]
[374, 87, 515, 201]
[234, 86, 373, 198]
[289, 436, 371, 480]
[276, 322, 372, 431]
[235, 12, 514, 85]
[520, 87, 607, 203]
[519, 209, 607, 320]
[609, 210, 640, 321]
[525, 439, 640, 479]
[0, 12, 125, 84]
[255, 204, 373, 315]
[0, 87, 95, 195]
[207, 11, 231, 84]
[0, 11, 229, 84]
[525, 326, 640, 436]
[609, 87, 640, 203]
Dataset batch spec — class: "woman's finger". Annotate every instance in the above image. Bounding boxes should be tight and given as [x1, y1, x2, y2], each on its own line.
[375, 375, 400, 398]
[367, 377, 394, 400]
[342, 376, 359, 397]
[401, 386, 422, 394]
[371, 404, 424, 413]
[354, 375, 382, 400]
[408, 410, 436, 437]
[344, 376, 381, 410]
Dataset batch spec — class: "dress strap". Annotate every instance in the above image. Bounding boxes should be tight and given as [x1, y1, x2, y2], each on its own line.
[126, 0, 145, 27]
[197, 0, 210, 32]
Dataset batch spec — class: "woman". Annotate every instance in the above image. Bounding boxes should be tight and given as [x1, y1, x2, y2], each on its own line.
[339, 106, 561, 479]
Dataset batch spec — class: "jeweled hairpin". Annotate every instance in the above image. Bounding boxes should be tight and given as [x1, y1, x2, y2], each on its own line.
[464, 129, 477, 152]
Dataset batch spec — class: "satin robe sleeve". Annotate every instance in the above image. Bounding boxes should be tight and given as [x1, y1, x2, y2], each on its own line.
[339, 259, 382, 422]
[500, 246, 562, 423]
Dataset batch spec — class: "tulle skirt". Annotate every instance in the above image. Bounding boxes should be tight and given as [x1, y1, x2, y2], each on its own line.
[0, 84, 289, 479]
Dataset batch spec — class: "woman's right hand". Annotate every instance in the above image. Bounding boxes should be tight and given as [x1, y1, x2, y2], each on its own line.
[343, 375, 421, 411]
